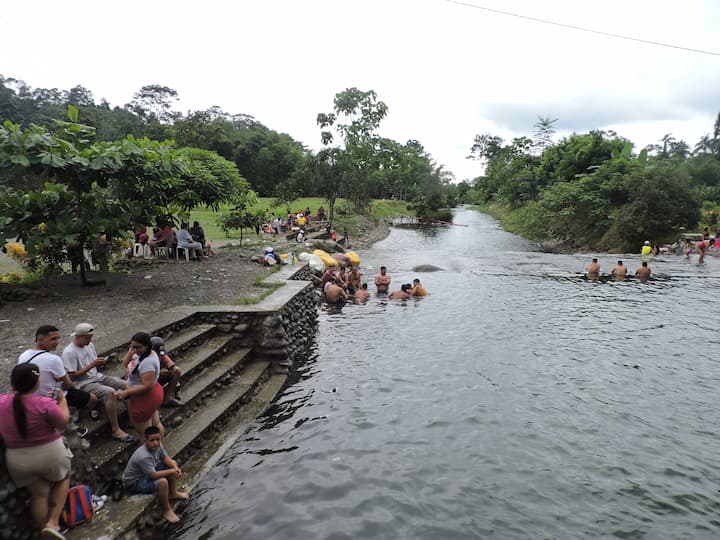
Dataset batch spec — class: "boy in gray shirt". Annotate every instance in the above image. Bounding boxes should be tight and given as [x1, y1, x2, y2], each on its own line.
[122, 426, 188, 523]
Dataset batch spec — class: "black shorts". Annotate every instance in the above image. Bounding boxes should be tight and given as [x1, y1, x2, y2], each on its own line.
[66, 387, 92, 408]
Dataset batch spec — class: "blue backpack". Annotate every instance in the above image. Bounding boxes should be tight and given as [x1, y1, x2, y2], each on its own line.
[60, 485, 95, 528]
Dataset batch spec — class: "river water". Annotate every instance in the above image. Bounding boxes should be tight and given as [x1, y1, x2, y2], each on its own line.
[175, 207, 720, 540]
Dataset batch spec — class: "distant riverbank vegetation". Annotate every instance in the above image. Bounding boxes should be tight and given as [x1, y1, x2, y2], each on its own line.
[464, 117, 720, 252]
[0, 76, 460, 282]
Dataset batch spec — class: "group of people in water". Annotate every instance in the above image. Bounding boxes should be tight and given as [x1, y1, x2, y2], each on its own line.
[322, 263, 428, 304]
[586, 258, 652, 281]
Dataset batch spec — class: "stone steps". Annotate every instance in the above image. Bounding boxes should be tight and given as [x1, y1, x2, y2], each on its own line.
[80, 347, 254, 482]
[66, 362, 280, 540]
[80, 332, 237, 444]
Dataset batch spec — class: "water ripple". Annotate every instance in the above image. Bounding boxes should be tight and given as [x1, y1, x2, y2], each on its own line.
[175, 209, 720, 540]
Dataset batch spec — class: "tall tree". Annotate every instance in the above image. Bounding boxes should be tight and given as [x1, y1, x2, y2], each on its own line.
[532, 116, 558, 153]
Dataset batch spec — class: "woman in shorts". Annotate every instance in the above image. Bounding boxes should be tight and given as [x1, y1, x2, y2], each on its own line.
[0, 363, 72, 539]
[117, 332, 164, 443]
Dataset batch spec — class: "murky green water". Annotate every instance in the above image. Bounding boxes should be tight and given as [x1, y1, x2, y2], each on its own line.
[176, 208, 720, 539]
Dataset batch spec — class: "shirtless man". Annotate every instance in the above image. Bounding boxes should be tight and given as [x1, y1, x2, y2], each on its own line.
[611, 260, 627, 280]
[388, 283, 412, 300]
[635, 261, 651, 280]
[374, 266, 391, 293]
[348, 267, 362, 290]
[586, 258, 600, 275]
[324, 280, 348, 304]
[409, 278, 427, 296]
[354, 283, 370, 302]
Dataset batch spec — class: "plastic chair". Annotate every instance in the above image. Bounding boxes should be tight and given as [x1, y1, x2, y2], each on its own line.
[176, 246, 190, 262]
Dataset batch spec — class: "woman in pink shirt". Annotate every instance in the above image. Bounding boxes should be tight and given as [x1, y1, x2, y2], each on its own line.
[0, 363, 71, 539]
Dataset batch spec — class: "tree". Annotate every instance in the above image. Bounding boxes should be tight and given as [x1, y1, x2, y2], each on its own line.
[307, 148, 346, 223]
[0, 106, 189, 284]
[316, 88, 390, 212]
[532, 116, 558, 153]
[217, 189, 260, 244]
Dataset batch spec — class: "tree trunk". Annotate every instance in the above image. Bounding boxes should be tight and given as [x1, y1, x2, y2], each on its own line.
[328, 197, 336, 224]
[78, 240, 105, 286]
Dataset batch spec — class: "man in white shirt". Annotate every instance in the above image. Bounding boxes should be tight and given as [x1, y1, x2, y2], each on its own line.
[62, 323, 135, 443]
[176, 222, 204, 260]
[18, 324, 97, 415]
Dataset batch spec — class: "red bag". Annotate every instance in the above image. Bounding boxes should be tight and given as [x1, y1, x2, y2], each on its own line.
[60, 485, 95, 528]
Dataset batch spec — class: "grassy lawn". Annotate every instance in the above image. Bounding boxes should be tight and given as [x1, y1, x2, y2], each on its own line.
[190, 198, 413, 242]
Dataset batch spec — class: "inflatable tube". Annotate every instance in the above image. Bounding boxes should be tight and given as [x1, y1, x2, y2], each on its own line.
[312, 249, 336, 268]
[308, 255, 325, 272]
[346, 251, 360, 267]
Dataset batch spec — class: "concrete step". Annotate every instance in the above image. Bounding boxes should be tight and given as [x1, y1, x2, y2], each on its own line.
[165, 360, 270, 457]
[80, 335, 238, 444]
[81, 349, 254, 479]
[164, 324, 217, 354]
[66, 362, 280, 540]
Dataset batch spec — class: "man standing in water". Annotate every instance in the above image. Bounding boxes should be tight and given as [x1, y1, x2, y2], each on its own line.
[696, 240, 707, 263]
[635, 261, 651, 281]
[354, 283, 370, 302]
[586, 258, 600, 276]
[374, 266, 391, 293]
[611, 260, 628, 280]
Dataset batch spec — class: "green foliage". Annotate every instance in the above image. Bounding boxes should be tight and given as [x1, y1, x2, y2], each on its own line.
[466, 118, 713, 250]
[216, 190, 260, 242]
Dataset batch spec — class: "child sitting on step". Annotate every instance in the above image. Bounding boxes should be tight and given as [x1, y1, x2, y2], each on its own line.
[122, 426, 189, 523]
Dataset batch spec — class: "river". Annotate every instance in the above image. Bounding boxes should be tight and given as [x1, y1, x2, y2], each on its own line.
[175, 207, 720, 540]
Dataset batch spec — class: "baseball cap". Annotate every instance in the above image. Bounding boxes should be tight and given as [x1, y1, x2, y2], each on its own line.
[150, 336, 166, 356]
[71, 323, 95, 337]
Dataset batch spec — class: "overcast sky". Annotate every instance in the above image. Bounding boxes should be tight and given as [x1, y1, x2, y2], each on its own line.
[2, 0, 719, 181]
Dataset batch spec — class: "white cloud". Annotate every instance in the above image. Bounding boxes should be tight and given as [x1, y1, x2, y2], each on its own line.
[2, 0, 718, 182]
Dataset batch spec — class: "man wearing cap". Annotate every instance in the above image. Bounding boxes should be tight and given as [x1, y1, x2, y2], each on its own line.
[150, 336, 182, 408]
[263, 247, 283, 266]
[18, 325, 97, 435]
[62, 323, 135, 443]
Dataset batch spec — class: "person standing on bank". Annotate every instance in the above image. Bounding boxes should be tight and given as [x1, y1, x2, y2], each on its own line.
[0, 363, 72, 540]
[117, 332, 164, 443]
[62, 323, 135, 443]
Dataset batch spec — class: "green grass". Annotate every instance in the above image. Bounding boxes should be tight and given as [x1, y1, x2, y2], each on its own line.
[190, 198, 413, 242]
[232, 281, 284, 305]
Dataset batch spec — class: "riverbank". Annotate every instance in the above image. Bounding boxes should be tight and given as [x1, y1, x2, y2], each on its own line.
[0, 217, 392, 392]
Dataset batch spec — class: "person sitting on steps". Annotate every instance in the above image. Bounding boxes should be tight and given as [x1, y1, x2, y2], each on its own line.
[122, 426, 189, 524]
[150, 336, 182, 408]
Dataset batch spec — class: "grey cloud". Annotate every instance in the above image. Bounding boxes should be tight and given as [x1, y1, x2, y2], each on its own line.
[479, 97, 690, 135]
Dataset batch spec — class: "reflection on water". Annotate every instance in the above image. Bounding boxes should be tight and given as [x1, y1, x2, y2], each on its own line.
[175, 208, 720, 540]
